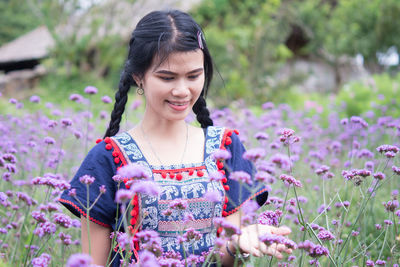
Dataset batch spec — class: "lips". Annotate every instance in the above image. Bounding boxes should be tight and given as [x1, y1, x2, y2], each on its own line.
[166, 100, 190, 111]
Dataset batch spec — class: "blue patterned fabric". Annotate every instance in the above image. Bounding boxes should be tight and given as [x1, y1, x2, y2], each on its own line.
[58, 126, 268, 266]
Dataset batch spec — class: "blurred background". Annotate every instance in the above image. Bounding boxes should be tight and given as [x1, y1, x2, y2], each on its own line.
[0, 0, 399, 118]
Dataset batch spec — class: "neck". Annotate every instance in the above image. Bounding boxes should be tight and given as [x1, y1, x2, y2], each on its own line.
[139, 118, 188, 140]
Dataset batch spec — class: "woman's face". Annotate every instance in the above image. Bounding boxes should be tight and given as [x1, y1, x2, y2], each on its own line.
[138, 49, 205, 123]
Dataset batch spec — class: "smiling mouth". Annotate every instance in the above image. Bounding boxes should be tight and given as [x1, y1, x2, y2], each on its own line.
[167, 101, 190, 106]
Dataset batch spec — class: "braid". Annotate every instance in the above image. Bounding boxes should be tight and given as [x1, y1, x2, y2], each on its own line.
[192, 95, 213, 128]
[103, 71, 133, 138]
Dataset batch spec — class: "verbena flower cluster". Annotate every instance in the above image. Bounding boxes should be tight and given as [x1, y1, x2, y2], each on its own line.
[0, 89, 399, 266]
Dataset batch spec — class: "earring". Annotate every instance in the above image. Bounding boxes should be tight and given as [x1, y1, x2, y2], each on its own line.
[137, 83, 144, 95]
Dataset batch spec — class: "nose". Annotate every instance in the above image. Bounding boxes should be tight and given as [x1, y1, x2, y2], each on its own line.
[171, 79, 190, 97]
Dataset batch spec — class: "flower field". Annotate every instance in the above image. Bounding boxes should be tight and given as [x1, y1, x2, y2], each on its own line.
[0, 89, 399, 267]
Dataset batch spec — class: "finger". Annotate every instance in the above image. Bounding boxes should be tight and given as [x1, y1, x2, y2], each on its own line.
[265, 245, 284, 260]
[258, 242, 271, 255]
[270, 226, 291, 236]
[250, 247, 262, 257]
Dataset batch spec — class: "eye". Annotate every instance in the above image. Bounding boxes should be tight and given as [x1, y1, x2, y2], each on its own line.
[188, 74, 200, 80]
[159, 76, 174, 81]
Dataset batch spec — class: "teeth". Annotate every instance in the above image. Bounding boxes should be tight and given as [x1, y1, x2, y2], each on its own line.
[170, 102, 186, 106]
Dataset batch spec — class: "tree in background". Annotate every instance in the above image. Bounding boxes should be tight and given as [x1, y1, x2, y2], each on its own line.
[0, 0, 41, 46]
[192, 0, 400, 106]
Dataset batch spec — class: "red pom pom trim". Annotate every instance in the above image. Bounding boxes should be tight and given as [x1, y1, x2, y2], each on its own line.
[105, 144, 112, 150]
[114, 158, 120, 164]
[104, 137, 111, 144]
[217, 161, 224, 170]
[225, 137, 232, 146]
[96, 138, 103, 144]
[197, 170, 204, 177]
[223, 185, 230, 191]
[176, 173, 183, 181]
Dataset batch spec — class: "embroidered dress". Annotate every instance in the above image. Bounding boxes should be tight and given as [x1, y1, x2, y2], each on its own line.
[59, 126, 268, 266]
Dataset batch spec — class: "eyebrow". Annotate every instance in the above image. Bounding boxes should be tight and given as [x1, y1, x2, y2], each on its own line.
[154, 68, 204, 75]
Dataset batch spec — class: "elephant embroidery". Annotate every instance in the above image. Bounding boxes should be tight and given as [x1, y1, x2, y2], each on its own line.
[181, 183, 205, 199]
[142, 206, 158, 229]
[160, 185, 179, 200]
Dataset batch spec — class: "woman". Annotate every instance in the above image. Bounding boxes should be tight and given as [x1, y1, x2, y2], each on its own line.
[59, 9, 293, 266]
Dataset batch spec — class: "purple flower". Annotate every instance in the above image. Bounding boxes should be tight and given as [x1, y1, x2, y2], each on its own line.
[101, 95, 112, 103]
[53, 213, 72, 228]
[375, 260, 386, 266]
[373, 172, 386, 180]
[66, 253, 92, 267]
[99, 185, 106, 194]
[243, 148, 266, 161]
[350, 116, 368, 128]
[130, 180, 160, 196]
[138, 250, 160, 267]
[69, 94, 83, 102]
[169, 199, 188, 210]
[29, 95, 41, 103]
[32, 211, 47, 223]
[254, 132, 269, 140]
[9, 98, 17, 104]
[258, 209, 282, 226]
[213, 217, 241, 237]
[211, 149, 232, 161]
[203, 190, 222, 203]
[79, 175, 95, 185]
[392, 165, 400, 175]
[260, 233, 297, 249]
[383, 200, 398, 212]
[60, 118, 72, 127]
[279, 174, 303, 187]
[117, 163, 150, 179]
[83, 86, 98, 95]
[351, 230, 359, 236]
[315, 165, 330, 175]
[183, 228, 202, 242]
[31, 253, 51, 267]
[229, 171, 252, 184]
[384, 219, 393, 225]
[208, 171, 224, 182]
[298, 240, 329, 258]
[135, 230, 162, 256]
[115, 189, 133, 204]
[366, 259, 375, 266]
[375, 224, 382, 230]
[317, 230, 335, 241]
[262, 101, 274, 109]
[270, 153, 292, 171]
[43, 137, 55, 145]
[376, 144, 399, 154]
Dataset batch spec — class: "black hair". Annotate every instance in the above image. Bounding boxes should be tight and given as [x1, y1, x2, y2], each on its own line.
[104, 10, 214, 138]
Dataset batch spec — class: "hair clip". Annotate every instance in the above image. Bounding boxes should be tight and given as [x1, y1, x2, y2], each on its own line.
[197, 31, 204, 50]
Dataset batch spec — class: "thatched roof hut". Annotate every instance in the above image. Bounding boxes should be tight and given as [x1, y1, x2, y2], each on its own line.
[0, 26, 54, 72]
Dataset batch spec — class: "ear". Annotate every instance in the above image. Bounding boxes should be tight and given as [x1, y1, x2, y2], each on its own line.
[132, 74, 142, 87]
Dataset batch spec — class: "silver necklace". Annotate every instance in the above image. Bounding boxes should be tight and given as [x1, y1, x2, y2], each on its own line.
[140, 123, 188, 166]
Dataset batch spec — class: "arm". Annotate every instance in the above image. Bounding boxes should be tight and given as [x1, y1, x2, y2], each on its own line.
[81, 216, 112, 266]
[220, 211, 293, 267]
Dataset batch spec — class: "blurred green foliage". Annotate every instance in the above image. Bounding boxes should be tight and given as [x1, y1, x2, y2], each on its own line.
[192, 0, 400, 106]
[1, 0, 400, 112]
[336, 73, 400, 118]
[0, 0, 41, 46]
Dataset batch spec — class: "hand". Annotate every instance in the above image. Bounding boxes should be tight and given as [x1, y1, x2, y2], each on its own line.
[229, 224, 294, 259]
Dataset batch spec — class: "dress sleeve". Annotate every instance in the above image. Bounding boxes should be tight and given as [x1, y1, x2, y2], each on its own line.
[58, 141, 119, 228]
[223, 131, 268, 216]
